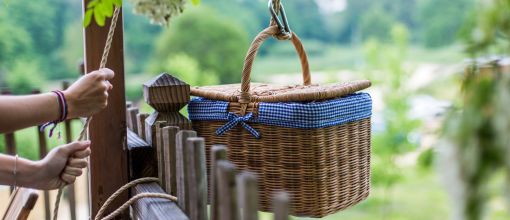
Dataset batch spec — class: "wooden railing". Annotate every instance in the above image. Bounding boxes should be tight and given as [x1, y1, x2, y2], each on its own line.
[126, 104, 291, 220]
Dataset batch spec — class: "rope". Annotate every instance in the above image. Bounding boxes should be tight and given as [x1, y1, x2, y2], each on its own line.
[52, 7, 175, 220]
[94, 177, 177, 220]
[240, 25, 310, 104]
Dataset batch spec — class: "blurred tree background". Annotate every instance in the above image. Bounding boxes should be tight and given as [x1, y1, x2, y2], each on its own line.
[2, 0, 510, 220]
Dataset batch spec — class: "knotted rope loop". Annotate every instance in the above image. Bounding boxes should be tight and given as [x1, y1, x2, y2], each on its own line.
[216, 112, 260, 138]
[268, 0, 291, 40]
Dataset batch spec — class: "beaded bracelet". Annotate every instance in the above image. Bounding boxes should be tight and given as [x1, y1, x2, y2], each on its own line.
[40, 90, 68, 137]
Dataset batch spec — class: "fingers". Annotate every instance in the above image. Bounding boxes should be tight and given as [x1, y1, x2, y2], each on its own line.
[60, 141, 90, 156]
[61, 173, 77, 184]
[68, 157, 88, 168]
[73, 147, 91, 159]
[96, 68, 114, 80]
[64, 166, 83, 176]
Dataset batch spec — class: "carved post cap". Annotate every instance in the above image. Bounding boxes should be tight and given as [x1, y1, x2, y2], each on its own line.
[143, 73, 190, 112]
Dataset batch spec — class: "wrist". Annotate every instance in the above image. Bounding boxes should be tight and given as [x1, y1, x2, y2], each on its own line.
[16, 159, 41, 188]
[62, 90, 75, 119]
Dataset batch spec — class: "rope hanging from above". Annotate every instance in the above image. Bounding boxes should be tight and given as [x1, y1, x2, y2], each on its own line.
[52, 7, 177, 220]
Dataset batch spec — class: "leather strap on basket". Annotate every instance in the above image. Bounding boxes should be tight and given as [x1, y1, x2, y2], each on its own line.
[239, 25, 311, 104]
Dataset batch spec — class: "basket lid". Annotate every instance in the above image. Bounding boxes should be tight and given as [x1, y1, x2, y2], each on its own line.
[191, 25, 371, 103]
[191, 81, 371, 103]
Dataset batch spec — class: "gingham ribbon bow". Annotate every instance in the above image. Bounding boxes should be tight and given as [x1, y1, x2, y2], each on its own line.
[216, 112, 261, 139]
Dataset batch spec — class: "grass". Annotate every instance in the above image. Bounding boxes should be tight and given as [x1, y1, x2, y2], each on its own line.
[250, 42, 465, 82]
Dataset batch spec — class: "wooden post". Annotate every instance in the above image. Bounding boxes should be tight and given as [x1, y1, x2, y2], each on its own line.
[273, 192, 290, 220]
[216, 161, 238, 220]
[162, 126, 179, 194]
[210, 145, 227, 220]
[63, 81, 78, 220]
[143, 73, 191, 146]
[127, 107, 139, 133]
[82, 1, 128, 217]
[186, 137, 208, 220]
[32, 89, 51, 220]
[237, 171, 258, 220]
[155, 122, 167, 187]
[175, 130, 197, 214]
[127, 129, 157, 180]
[136, 113, 149, 141]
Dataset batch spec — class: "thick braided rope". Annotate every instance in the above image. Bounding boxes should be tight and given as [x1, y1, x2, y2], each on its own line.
[240, 25, 311, 103]
[94, 177, 177, 220]
[52, 6, 121, 220]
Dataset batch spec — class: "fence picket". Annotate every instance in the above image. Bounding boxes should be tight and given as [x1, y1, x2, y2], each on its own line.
[185, 137, 208, 220]
[216, 161, 238, 220]
[175, 130, 197, 214]
[237, 171, 258, 220]
[273, 192, 290, 220]
[162, 126, 180, 194]
[210, 145, 227, 220]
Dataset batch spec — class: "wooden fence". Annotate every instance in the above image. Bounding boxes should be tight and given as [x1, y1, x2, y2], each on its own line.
[126, 104, 292, 220]
[0, 82, 81, 220]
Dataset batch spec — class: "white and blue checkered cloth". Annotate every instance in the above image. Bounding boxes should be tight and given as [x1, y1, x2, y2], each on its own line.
[188, 93, 372, 138]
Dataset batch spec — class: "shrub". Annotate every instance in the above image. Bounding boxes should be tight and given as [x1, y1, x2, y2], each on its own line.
[151, 7, 248, 84]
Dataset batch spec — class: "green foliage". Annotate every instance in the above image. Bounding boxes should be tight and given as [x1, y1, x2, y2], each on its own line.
[463, 0, 510, 55]
[84, 0, 122, 27]
[152, 53, 218, 86]
[123, 3, 162, 73]
[151, 7, 248, 84]
[417, 148, 434, 169]
[5, 59, 46, 94]
[362, 23, 421, 186]
[0, 21, 33, 69]
[416, 0, 475, 48]
[358, 6, 396, 42]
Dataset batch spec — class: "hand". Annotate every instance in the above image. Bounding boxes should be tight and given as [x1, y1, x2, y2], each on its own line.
[64, 68, 114, 119]
[30, 141, 91, 190]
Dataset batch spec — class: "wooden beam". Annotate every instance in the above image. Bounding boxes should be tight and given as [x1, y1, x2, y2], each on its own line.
[127, 129, 157, 180]
[131, 183, 189, 220]
[82, 2, 128, 217]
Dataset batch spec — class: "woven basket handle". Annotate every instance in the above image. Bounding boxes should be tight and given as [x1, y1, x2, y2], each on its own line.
[240, 25, 311, 103]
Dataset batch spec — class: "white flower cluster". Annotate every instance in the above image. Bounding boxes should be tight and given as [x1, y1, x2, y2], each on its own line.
[131, 0, 186, 25]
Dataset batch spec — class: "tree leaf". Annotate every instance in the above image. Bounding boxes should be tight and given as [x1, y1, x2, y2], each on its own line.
[102, 1, 114, 17]
[112, 0, 122, 7]
[94, 6, 105, 26]
[87, 0, 98, 9]
[190, 0, 201, 6]
[83, 9, 93, 27]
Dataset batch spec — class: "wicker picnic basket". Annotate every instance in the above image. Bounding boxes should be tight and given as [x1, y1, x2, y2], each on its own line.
[188, 25, 372, 217]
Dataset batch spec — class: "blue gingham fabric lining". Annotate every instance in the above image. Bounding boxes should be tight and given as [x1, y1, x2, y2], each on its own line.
[188, 92, 372, 131]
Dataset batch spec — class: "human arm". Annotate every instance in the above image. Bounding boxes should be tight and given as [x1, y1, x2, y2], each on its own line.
[0, 141, 91, 190]
[0, 68, 114, 134]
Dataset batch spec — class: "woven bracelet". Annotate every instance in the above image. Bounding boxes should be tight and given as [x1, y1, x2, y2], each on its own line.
[40, 90, 68, 137]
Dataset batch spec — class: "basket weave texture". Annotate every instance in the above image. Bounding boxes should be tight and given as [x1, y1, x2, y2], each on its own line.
[188, 25, 372, 217]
